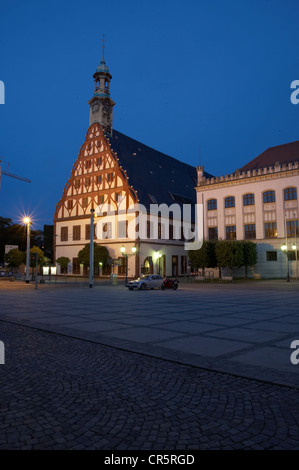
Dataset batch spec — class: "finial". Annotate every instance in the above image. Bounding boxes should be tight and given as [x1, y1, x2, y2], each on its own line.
[101, 34, 105, 62]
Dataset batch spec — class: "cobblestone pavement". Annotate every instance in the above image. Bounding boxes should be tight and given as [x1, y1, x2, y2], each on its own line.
[1, 321, 299, 450]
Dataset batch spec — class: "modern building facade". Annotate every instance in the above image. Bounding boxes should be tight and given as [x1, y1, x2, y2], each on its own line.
[196, 142, 299, 278]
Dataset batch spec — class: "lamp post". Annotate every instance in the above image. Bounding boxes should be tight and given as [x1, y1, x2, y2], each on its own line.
[23, 217, 31, 284]
[120, 246, 137, 286]
[120, 245, 127, 286]
[89, 209, 95, 288]
[281, 243, 290, 282]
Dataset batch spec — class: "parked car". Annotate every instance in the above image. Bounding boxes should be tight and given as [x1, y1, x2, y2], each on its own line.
[127, 274, 164, 290]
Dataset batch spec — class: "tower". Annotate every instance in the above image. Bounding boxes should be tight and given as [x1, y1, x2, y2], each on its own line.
[88, 39, 115, 135]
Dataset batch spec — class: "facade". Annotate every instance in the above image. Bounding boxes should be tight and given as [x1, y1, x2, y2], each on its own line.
[54, 48, 205, 278]
[196, 142, 299, 278]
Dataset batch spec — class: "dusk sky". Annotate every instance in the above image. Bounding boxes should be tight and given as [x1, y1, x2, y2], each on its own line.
[0, 0, 298, 230]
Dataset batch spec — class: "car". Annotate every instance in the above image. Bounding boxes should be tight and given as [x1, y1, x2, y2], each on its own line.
[127, 274, 164, 290]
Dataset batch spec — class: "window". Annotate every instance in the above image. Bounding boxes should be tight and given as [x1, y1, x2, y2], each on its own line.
[85, 177, 91, 187]
[96, 175, 102, 184]
[82, 197, 88, 207]
[287, 220, 299, 237]
[107, 172, 114, 182]
[147, 221, 153, 239]
[243, 193, 255, 206]
[102, 222, 112, 239]
[85, 160, 92, 169]
[116, 192, 122, 202]
[98, 194, 104, 205]
[208, 227, 218, 240]
[96, 156, 103, 166]
[67, 200, 73, 210]
[73, 225, 81, 241]
[226, 225, 236, 240]
[284, 187, 297, 201]
[85, 224, 90, 240]
[263, 191, 275, 203]
[225, 196, 235, 208]
[244, 224, 256, 239]
[181, 256, 187, 275]
[72, 257, 80, 275]
[207, 199, 217, 210]
[264, 222, 277, 238]
[266, 251, 277, 261]
[118, 220, 127, 238]
[74, 179, 80, 190]
[61, 226, 68, 242]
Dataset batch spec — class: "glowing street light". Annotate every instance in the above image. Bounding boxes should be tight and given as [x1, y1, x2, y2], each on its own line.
[120, 246, 137, 286]
[23, 216, 31, 283]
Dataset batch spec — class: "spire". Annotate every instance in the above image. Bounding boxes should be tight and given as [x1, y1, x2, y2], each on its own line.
[101, 34, 105, 62]
[88, 38, 115, 135]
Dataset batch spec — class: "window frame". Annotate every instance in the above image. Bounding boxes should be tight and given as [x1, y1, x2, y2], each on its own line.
[225, 196, 235, 208]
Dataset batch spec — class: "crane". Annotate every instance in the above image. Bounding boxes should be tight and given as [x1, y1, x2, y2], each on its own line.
[0, 159, 31, 190]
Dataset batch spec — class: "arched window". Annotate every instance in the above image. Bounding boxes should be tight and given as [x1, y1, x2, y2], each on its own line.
[207, 199, 217, 210]
[225, 196, 235, 208]
[284, 187, 297, 201]
[243, 193, 255, 206]
[263, 190, 275, 203]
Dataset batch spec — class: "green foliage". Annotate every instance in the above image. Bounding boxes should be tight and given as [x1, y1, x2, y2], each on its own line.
[242, 241, 257, 278]
[188, 241, 217, 270]
[4, 248, 25, 268]
[78, 243, 110, 268]
[242, 241, 257, 267]
[29, 246, 45, 267]
[56, 256, 71, 269]
[215, 240, 244, 268]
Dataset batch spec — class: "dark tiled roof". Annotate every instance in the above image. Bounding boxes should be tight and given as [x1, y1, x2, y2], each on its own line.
[240, 140, 299, 171]
[108, 129, 212, 210]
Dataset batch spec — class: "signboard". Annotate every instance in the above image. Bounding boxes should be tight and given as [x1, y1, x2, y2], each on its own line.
[5, 245, 18, 254]
[108, 259, 122, 266]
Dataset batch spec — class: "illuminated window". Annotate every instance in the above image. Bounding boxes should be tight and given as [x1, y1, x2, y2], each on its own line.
[226, 226, 236, 240]
[264, 222, 277, 238]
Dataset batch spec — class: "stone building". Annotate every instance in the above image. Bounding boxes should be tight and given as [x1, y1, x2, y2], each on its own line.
[54, 48, 208, 278]
[196, 141, 299, 278]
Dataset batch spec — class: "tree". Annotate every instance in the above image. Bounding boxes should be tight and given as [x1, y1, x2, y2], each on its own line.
[242, 241, 257, 279]
[215, 241, 244, 270]
[29, 246, 45, 267]
[56, 256, 70, 274]
[4, 248, 25, 270]
[78, 243, 110, 273]
[188, 240, 217, 272]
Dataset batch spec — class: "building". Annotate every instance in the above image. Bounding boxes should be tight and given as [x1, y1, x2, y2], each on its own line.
[196, 141, 299, 278]
[54, 47, 209, 278]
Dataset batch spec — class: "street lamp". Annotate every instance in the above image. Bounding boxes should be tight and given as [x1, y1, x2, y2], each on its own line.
[23, 216, 31, 283]
[120, 246, 137, 286]
[281, 243, 290, 282]
[89, 209, 95, 288]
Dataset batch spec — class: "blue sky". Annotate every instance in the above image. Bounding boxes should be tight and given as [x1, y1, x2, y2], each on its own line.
[0, 0, 298, 229]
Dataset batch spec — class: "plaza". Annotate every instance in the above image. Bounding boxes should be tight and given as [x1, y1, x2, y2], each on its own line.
[0, 280, 299, 449]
